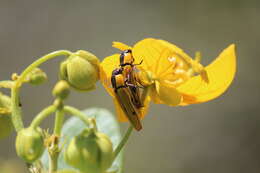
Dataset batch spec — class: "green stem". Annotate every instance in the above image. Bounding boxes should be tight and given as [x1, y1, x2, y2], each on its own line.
[113, 125, 134, 160]
[11, 86, 24, 131]
[0, 80, 14, 89]
[11, 50, 72, 132]
[17, 50, 72, 86]
[30, 105, 57, 129]
[49, 152, 58, 173]
[48, 105, 92, 173]
[63, 105, 93, 127]
[49, 106, 64, 173]
[54, 107, 65, 136]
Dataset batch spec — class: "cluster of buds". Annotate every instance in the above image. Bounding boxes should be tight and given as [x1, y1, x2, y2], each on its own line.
[11, 49, 114, 173]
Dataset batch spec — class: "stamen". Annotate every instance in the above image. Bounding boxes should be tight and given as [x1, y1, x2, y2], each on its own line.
[168, 57, 176, 63]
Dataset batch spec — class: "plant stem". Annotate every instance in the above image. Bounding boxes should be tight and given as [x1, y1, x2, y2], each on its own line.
[0, 80, 14, 89]
[54, 107, 64, 136]
[63, 105, 92, 127]
[48, 105, 90, 173]
[17, 50, 72, 87]
[30, 105, 57, 129]
[49, 102, 66, 173]
[11, 86, 24, 131]
[113, 125, 134, 160]
[49, 151, 58, 173]
[11, 50, 72, 132]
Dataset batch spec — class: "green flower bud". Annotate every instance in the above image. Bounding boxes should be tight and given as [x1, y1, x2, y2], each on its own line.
[64, 129, 113, 173]
[15, 127, 44, 163]
[0, 93, 13, 139]
[52, 80, 70, 100]
[60, 50, 100, 91]
[75, 50, 100, 68]
[27, 68, 47, 85]
[0, 92, 11, 108]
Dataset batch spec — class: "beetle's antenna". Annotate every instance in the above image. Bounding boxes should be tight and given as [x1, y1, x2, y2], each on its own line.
[133, 59, 143, 66]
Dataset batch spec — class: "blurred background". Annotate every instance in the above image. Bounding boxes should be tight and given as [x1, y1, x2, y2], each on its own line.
[0, 0, 259, 172]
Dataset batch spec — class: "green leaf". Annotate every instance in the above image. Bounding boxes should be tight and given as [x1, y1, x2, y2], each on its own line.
[41, 108, 123, 173]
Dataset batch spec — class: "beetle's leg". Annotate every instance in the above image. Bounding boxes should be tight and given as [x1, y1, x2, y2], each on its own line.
[136, 83, 145, 89]
[125, 82, 144, 89]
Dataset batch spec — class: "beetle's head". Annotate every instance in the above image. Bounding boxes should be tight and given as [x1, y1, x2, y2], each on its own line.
[120, 49, 134, 66]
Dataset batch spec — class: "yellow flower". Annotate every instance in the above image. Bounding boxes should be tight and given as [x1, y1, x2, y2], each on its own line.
[100, 38, 236, 121]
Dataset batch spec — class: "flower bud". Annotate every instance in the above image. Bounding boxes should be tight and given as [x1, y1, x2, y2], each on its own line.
[27, 68, 47, 85]
[15, 127, 44, 163]
[64, 129, 113, 173]
[60, 50, 100, 91]
[0, 92, 11, 108]
[52, 80, 70, 100]
[0, 93, 13, 139]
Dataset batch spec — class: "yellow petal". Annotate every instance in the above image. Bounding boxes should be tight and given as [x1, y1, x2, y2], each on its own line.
[154, 81, 182, 106]
[177, 44, 236, 105]
[100, 54, 120, 96]
[132, 38, 194, 80]
[133, 38, 163, 74]
[158, 39, 209, 82]
[112, 41, 132, 51]
[157, 39, 192, 62]
[149, 85, 164, 104]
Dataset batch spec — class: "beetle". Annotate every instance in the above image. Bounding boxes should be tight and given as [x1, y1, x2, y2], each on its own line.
[119, 49, 144, 108]
[111, 67, 142, 131]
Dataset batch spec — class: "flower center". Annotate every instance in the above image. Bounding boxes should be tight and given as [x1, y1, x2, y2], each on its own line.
[160, 56, 192, 87]
[137, 52, 208, 88]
